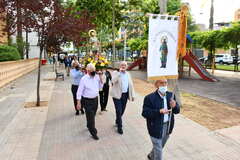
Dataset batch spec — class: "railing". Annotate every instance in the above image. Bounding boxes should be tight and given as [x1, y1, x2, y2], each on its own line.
[0, 59, 39, 88]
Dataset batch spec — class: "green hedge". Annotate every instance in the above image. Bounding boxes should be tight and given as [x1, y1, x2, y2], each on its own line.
[0, 45, 21, 62]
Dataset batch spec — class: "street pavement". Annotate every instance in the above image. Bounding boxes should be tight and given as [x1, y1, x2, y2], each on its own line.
[0, 65, 240, 160]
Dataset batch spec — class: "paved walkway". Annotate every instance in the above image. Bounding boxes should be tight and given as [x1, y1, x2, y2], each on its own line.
[0, 66, 50, 136]
[0, 65, 240, 160]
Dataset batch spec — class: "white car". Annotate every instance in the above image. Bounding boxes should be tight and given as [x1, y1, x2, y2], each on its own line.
[215, 54, 233, 65]
[198, 56, 208, 64]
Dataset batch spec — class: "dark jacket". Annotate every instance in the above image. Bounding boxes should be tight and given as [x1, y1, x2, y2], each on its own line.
[142, 90, 180, 139]
[64, 58, 72, 67]
[104, 70, 112, 86]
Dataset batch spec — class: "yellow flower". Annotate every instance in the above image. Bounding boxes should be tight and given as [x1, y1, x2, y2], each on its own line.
[100, 63, 105, 66]
[88, 58, 92, 61]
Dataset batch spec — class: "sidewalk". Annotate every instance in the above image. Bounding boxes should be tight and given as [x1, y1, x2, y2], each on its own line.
[0, 65, 240, 160]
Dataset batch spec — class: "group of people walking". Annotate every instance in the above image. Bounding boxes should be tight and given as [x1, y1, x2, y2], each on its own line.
[70, 61, 135, 140]
[68, 59, 180, 160]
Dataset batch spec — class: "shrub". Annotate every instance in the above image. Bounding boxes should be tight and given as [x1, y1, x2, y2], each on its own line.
[0, 45, 21, 62]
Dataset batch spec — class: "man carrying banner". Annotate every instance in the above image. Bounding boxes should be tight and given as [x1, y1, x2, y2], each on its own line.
[142, 79, 180, 160]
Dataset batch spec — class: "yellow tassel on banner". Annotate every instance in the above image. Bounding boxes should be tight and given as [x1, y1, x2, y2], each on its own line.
[176, 5, 188, 59]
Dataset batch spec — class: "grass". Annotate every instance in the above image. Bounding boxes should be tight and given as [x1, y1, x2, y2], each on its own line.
[184, 61, 238, 71]
[215, 64, 235, 71]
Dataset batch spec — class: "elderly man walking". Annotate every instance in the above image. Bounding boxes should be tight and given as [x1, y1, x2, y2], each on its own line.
[111, 61, 135, 134]
[76, 63, 103, 140]
[142, 79, 180, 160]
[70, 62, 84, 115]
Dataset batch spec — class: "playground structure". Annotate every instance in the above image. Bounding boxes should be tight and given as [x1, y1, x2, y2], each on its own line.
[127, 5, 218, 82]
[127, 47, 218, 82]
[183, 50, 218, 82]
[127, 57, 147, 71]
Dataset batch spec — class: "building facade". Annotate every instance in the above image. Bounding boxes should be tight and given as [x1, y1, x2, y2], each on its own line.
[0, 13, 7, 44]
[234, 9, 240, 22]
[12, 32, 41, 59]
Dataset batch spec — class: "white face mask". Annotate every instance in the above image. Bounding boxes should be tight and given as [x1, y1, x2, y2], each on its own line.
[158, 86, 168, 94]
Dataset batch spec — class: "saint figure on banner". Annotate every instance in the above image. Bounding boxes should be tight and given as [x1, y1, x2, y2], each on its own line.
[159, 36, 168, 68]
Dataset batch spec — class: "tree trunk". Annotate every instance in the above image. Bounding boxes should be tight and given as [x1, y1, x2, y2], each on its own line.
[209, 0, 214, 30]
[112, 0, 116, 61]
[26, 30, 29, 59]
[36, 45, 43, 106]
[16, 0, 24, 58]
[6, 11, 11, 45]
[234, 47, 239, 72]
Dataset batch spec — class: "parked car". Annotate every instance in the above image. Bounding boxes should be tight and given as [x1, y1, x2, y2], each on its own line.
[215, 54, 233, 65]
[198, 56, 208, 64]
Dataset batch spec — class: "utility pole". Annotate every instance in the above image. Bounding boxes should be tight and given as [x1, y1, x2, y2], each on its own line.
[209, 0, 215, 74]
[123, 28, 127, 61]
[209, 0, 214, 30]
[112, 0, 116, 61]
[16, 0, 24, 59]
[159, 0, 168, 14]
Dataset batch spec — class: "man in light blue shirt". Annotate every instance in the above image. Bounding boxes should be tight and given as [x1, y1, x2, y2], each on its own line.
[120, 72, 129, 93]
[70, 63, 84, 115]
[111, 61, 136, 135]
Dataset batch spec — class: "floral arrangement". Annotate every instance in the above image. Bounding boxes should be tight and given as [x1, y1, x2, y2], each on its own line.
[82, 54, 110, 70]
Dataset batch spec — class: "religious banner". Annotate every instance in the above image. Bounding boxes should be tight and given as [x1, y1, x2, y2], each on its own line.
[148, 15, 179, 80]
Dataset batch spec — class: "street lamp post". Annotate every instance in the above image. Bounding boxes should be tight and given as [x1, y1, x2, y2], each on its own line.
[159, 0, 168, 14]
[112, 0, 116, 61]
[122, 16, 130, 61]
[123, 28, 127, 61]
[209, 0, 214, 30]
[208, 0, 215, 74]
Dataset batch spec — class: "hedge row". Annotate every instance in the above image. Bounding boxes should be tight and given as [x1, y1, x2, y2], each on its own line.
[0, 45, 21, 62]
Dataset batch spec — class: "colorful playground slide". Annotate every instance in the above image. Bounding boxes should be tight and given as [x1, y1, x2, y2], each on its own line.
[128, 51, 217, 82]
[183, 51, 218, 82]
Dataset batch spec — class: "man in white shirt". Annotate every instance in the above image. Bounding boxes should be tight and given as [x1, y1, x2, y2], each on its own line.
[76, 63, 103, 140]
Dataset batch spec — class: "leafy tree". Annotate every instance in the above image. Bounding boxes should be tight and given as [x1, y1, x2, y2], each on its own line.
[219, 22, 240, 71]
[1, 0, 23, 57]
[190, 30, 225, 66]
[128, 38, 147, 51]
[0, 0, 44, 58]
[128, 38, 141, 51]
[74, 0, 123, 30]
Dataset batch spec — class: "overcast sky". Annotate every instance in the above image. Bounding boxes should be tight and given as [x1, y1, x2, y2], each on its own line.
[182, 0, 240, 27]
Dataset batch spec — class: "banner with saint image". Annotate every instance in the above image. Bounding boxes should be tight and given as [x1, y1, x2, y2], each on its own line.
[148, 15, 179, 80]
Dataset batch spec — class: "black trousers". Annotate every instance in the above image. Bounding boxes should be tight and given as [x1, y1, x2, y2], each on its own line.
[71, 85, 84, 113]
[82, 97, 98, 136]
[99, 84, 110, 111]
[113, 93, 129, 129]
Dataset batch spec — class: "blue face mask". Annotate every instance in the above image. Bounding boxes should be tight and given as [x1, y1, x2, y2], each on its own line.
[158, 86, 168, 94]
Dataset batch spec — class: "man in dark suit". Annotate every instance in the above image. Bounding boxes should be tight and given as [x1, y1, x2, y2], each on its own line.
[142, 79, 180, 160]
